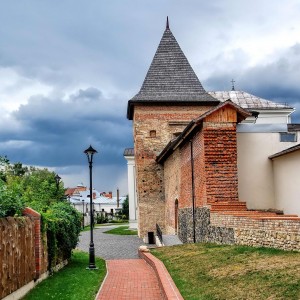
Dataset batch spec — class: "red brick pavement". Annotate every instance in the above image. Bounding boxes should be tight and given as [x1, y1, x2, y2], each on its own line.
[96, 259, 164, 300]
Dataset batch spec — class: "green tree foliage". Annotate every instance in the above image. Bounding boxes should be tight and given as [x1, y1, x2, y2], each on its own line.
[44, 202, 81, 268]
[0, 179, 24, 217]
[122, 195, 129, 219]
[6, 167, 65, 212]
[0, 156, 81, 270]
[0, 155, 9, 182]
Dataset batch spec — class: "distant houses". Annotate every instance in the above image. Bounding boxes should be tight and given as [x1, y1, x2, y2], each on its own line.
[65, 184, 126, 219]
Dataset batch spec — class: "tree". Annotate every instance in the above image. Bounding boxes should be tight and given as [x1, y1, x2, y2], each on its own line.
[0, 155, 9, 182]
[122, 195, 129, 219]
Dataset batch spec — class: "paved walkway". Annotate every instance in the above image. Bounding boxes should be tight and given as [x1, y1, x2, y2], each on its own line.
[77, 225, 145, 259]
[96, 259, 164, 300]
[77, 225, 164, 299]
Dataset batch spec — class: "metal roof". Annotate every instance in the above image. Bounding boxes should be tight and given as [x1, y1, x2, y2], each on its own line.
[208, 91, 294, 110]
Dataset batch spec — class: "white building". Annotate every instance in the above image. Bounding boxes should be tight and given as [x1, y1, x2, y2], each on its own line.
[69, 189, 126, 219]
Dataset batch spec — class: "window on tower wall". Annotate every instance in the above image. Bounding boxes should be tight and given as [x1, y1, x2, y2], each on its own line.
[150, 130, 156, 138]
[280, 132, 297, 142]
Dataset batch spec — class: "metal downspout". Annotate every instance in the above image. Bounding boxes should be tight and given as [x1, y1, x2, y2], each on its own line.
[190, 139, 196, 243]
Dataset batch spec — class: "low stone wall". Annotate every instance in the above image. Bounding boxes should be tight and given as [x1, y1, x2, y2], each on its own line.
[178, 207, 235, 244]
[211, 212, 300, 251]
[178, 207, 300, 251]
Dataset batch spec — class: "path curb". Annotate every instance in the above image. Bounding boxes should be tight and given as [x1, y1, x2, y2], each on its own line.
[139, 249, 184, 300]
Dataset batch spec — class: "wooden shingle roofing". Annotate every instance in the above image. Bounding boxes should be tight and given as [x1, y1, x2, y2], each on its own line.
[127, 22, 219, 120]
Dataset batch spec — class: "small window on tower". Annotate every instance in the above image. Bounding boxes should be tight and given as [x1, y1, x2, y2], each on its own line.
[280, 132, 297, 142]
[150, 130, 156, 138]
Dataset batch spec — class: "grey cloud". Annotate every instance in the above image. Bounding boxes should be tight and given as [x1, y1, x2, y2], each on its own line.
[1, 87, 132, 167]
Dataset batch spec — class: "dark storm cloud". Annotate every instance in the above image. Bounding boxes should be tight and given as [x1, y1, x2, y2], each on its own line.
[0, 87, 132, 167]
[203, 43, 300, 122]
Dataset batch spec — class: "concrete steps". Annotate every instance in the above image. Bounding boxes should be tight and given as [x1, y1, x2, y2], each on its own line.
[209, 201, 247, 211]
[209, 201, 299, 221]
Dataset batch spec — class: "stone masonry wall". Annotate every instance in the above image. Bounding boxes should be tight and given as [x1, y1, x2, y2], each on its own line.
[178, 207, 235, 244]
[133, 104, 212, 238]
[178, 207, 300, 251]
[211, 212, 300, 251]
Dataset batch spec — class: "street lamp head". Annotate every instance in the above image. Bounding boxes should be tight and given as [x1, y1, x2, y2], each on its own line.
[55, 174, 61, 187]
[84, 145, 98, 164]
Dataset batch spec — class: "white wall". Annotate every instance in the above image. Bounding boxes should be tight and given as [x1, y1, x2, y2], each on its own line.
[237, 130, 299, 210]
[124, 155, 138, 229]
[272, 151, 300, 216]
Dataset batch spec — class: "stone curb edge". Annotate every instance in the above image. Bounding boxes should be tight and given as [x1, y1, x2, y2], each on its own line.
[138, 249, 184, 300]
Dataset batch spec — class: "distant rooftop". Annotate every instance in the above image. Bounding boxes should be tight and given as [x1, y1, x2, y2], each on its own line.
[209, 91, 294, 110]
[124, 148, 134, 156]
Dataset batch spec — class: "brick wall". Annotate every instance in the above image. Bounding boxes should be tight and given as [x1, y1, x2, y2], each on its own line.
[163, 105, 240, 236]
[22, 208, 48, 277]
[133, 104, 212, 238]
[203, 123, 239, 203]
[164, 148, 181, 234]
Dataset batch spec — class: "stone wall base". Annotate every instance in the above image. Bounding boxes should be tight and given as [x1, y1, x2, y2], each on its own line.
[178, 207, 300, 251]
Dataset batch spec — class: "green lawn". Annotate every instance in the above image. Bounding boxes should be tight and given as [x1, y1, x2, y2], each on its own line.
[22, 251, 106, 300]
[151, 243, 300, 300]
[103, 225, 137, 235]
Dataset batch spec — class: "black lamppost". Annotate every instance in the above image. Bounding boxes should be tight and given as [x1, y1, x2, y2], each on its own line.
[55, 174, 61, 194]
[82, 199, 85, 230]
[84, 145, 98, 270]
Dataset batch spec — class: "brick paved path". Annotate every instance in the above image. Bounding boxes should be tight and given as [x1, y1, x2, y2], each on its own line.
[96, 259, 164, 300]
[77, 226, 164, 299]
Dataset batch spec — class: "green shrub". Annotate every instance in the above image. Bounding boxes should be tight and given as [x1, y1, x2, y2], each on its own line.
[96, 213, 108, 224]
[43, 202, 82, 270]
[0, 179, 24, 217]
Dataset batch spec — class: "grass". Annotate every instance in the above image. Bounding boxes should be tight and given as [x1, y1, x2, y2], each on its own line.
[151, 243, 300, 300]
[103, 225, 137, 235]
[22, 250, 106, 300]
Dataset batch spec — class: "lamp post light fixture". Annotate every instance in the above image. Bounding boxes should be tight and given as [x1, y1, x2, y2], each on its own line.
[84, 145, 98, 270]
[54, 174, 61, 193]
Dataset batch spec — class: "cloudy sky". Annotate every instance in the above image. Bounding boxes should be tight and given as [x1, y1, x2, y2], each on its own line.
[1, 1, 300, 195]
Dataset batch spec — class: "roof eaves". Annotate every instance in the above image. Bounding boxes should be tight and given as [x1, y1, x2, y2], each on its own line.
[127, 99, 220, 120]
[269, 143, 300, 159]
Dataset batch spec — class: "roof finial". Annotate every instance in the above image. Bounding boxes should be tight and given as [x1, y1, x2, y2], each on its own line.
[231, 79, 235, 91]
[166, 16, 169, 30]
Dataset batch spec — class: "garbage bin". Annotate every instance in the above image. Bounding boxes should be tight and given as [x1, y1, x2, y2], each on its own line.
[148, 232, 155, 244]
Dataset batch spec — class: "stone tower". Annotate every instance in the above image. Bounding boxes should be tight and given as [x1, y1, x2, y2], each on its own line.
[127, 19, 219, 239]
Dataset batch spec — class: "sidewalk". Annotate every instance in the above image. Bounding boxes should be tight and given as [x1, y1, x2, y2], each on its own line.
[96, 259, 164, 300]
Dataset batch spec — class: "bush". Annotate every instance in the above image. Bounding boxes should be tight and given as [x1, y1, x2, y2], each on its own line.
[0, 179, 24, 217]
[96, 213, 108, 224]
[43, 202, 82, 270]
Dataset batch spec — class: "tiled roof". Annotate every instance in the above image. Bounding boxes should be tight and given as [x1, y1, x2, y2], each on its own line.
[128, 24, 218, 117]
[209, 91, 293, 110]
[123, 148, 134, 156]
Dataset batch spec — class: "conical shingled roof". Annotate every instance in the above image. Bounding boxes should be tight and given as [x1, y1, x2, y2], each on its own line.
[127, 21, 218, 119]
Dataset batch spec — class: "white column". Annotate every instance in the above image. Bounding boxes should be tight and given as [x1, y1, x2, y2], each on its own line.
[124, 155, 138, 229]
